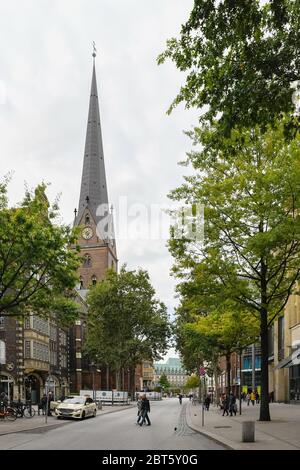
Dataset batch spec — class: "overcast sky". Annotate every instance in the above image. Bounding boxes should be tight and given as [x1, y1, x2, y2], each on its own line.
[0, 0, 198, 359]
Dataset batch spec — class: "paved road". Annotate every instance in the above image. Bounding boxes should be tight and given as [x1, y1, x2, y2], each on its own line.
[0, 398, 224, 450]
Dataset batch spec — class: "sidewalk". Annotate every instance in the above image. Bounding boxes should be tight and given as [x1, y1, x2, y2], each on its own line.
[0, 404, 134, 436]
[186, 401, 300, 450]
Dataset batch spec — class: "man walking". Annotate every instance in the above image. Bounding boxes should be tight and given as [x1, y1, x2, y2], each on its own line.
[229, 392, 237, 416]
[204, 395, 211, 411]
[222, 394, 229, 416]
[139, 394, 151, 426]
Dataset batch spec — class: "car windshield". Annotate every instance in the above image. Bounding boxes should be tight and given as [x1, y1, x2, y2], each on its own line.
[62, 397, 85, 404]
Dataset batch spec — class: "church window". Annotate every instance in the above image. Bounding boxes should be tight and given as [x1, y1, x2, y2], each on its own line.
[85, 214, 90, 225]
[83, 254, 92, 267]
[92, 275, 97, 286]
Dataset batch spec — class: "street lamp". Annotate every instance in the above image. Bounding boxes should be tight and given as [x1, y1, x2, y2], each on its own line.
[90, 362, 96, 400]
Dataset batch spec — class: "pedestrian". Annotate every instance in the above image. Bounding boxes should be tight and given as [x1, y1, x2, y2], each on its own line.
[38, 394, 47, 415]
[0, 391, 8, 409]
[178, 393, 183, 405]
[229, 392, 237, 416]
[246, 392, 250, 406]
[139, 394, 151, 426]
[47, 391, 53, 416]
[136, 395, 143, 424]
[255, 391, 260, 404]
[222, 394, 229, 416]
[204, 395, 211, 411]
[269, 391, 274, 403]
[250, 391, 255, 406]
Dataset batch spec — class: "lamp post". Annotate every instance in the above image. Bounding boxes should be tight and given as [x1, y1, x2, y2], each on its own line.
[90, 362, 96, 401]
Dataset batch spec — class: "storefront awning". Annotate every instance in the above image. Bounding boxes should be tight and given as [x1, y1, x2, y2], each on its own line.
[275, 348, 300, 370]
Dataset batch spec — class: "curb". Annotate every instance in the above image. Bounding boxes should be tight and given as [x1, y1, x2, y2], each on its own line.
[0, 404, 134, 437]
[185, 405, 235, 450]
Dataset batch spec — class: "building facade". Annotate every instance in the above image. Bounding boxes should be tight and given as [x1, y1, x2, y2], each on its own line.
[0, 314, 69, 403]
[270, 291, 300, 403]
[140, 361, 155, 391]
[217, 344, 261, 397]
[154, 357, 188, 390]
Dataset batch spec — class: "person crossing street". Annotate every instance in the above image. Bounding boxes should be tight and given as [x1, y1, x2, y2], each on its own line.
[139, 394, 151, 426]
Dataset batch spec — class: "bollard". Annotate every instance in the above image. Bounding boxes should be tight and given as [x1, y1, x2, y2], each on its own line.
[242, 421, 255, 442]
[97, 400, 102, 410]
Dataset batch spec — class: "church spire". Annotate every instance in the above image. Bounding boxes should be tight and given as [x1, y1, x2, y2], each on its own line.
[76, 46, 109, 227]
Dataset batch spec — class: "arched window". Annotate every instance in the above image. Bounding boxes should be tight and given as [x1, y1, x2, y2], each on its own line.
[0, 339, 6, 364]
[85, 214, 90, 225]
[83, 254, 92, 267]
[92, 275, 97, 286]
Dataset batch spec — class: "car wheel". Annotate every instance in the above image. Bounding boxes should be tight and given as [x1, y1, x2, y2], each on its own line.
[57, 416, 61, 420]
[81, 411, 85, 420]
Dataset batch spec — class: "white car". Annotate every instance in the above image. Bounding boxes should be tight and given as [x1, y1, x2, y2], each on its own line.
[55, 396, 97, 420]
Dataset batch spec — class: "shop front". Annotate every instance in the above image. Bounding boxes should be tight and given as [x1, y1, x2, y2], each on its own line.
[0, 373, 15, 401]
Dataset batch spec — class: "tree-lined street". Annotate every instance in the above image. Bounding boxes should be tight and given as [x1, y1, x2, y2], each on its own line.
[0, 399, 224, 450]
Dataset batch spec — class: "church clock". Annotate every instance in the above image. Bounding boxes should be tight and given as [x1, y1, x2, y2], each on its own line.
[82, 227, 93, 240]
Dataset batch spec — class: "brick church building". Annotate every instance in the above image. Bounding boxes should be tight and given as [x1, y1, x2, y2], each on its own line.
[69, 51, 141, 395]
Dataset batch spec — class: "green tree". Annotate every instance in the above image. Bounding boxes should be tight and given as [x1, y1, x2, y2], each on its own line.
[169, 118, 300, 421]
[182, 306, 259, 394]
[159, 0, 300, 136]
[85, 266, 171, 396]
[184, 375, 200, 390]
[0, 180, 80, 325]
[158, 373, 171, 390]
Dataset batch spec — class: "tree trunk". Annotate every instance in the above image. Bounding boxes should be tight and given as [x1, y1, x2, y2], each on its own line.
[115, 370, 121, 390]
[259, 307, 271, 421]
[226, 353, 231, 394]
[130, 368, 136, 401]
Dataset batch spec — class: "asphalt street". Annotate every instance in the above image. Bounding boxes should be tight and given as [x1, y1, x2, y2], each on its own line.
[0, 398, 224, 450]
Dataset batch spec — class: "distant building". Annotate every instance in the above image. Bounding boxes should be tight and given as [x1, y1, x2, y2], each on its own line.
[140, 361, 155, 391]
[154, 357, 188, 389]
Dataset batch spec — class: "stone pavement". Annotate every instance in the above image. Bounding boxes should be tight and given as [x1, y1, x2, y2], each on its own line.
[0, 404, 134, 436]
[186, 400, 300, 450]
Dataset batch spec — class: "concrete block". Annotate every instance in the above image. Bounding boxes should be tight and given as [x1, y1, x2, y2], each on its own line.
[242, 421, 255, 442]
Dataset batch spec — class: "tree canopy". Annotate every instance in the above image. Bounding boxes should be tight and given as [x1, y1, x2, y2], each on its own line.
[159, 0, 300, 136]
[0, 180, 80, 325]
[85, 266, 171, 390]
[169, 117, 300, 420]
[159, 373, 171, 390]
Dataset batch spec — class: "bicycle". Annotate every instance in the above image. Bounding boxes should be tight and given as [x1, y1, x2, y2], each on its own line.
[0, 402, 17, 421]
[11, 401, 36, 418]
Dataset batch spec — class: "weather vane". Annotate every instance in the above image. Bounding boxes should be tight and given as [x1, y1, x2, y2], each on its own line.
[92, 41, 97, 59]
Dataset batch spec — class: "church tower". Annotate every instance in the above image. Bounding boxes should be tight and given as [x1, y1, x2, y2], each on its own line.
[70, 49, 118, 394]
[74, 51, 117, 287]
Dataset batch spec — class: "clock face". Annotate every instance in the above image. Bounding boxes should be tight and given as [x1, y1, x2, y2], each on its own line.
[82, 227, 93, 240]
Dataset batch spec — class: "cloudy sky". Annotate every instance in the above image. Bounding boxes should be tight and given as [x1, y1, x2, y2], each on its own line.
[0, 0, 198, 358]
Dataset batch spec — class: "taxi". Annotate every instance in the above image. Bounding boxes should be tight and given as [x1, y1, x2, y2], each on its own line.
[55, 396, 97, 420]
